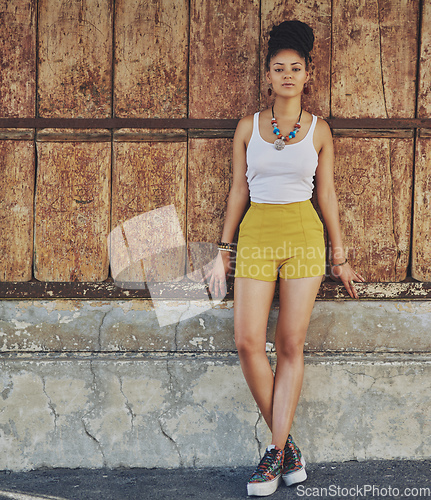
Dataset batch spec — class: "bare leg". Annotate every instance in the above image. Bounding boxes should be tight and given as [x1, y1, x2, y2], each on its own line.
[234, 277, 276, 429]
[271, 276, 323, 449]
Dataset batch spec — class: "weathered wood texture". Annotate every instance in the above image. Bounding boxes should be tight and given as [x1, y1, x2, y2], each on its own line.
[0, 129, 34, 140]
[261, 0, 331, 117]
[412, 134, 431, 281]
[35, 128, 111, 142]
[418, 0, 431, 117]
[333, 137, 413, 281]
[37, 0, 112, 118]
[113, 128, 187, 142]
[0, 0, 36, 117]
[34, 142, 111, 281]
[114, 0, 188, 118]
[0, 0, 429, 286]
[111, 141, 187, 282]
[3, 280, 431, 301]
[187, 138, 233, 280]
[0, 141, 35, 281]
[187, 138, 233, 243]
[189, 0, 260, 119]
[332, 0, 418, 118]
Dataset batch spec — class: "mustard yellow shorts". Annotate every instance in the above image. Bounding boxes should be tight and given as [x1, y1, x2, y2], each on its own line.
[234, 200, 326, 281]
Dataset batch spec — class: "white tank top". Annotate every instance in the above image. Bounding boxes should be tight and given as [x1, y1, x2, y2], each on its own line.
[245, 112, 319, 204]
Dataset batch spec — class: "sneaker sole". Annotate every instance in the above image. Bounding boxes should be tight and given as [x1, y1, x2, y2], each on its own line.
[247, 474, 282, 496]
[282, 456, 307, 486]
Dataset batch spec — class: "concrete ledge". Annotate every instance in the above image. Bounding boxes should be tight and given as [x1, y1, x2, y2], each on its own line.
[0, 353, 430, 471]
[1, 299, 431, 352]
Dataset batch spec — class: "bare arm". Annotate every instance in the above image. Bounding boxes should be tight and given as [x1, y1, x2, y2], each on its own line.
[220, 116, 252, 243]
[207, 116, 251, 296]
[314, 119, 365, 298]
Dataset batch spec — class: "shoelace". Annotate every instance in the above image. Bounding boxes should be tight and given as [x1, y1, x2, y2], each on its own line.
[285, 442, 299, 460]
[256, 449, 280, 472]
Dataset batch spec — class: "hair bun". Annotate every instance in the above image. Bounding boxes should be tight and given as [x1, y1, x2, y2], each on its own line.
[266, 20, 314, 69]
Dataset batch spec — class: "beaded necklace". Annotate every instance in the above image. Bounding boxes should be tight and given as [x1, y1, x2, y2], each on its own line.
[271, 106, 302, 150]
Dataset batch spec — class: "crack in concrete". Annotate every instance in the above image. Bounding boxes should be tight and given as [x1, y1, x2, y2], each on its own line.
[166, 358, 184, 403]
[157, 415, 184, 467]
[89, 360, 97, 389]
[173, 319, 180, 351]
[97, 310, 110, 351]
[173, 301, 194, 350]
[79, 360, 106, 465]
[158, 358, 186, 466]
[166, 359, 175, 392]
[118, 376, 136, 431]
[342, 369, 377, 389]
[41, 377, 59, 432]
[81, 417, 106, 467]
[254, 410, 263, 458]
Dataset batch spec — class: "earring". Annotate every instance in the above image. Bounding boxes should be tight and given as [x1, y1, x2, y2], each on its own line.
[268, 84, 273, 97]
[303, 83, 310, 95]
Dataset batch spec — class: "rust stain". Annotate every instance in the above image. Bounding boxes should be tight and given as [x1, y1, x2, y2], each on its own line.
[0, 0, 36, 117]
[418, 1, 431, 117]
[0, 141, 35, 281]
[187, 138, 233, 245]
[38, 0, 113, 118]
[378, 0, 419, 118]
[34, 142, 111, 281]
[334, 137, 412, 282]
[114, 0, 188, 118]
[189, 0, 260, 118]
[412, 136, 431, 281]
[112, 141, 187, 282]
[332, 0, 418, 118]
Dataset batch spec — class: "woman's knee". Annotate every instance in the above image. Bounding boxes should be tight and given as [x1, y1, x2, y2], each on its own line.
[235, 330, 265, 357]
[275, 332, 306, 359]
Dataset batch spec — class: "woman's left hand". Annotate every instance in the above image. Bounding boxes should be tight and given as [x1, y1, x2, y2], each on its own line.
[332, 262, 365, 299]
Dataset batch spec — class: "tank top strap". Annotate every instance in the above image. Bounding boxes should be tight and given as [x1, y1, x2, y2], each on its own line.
[306, 114, 317, 142]
[252, 112, 259, 139]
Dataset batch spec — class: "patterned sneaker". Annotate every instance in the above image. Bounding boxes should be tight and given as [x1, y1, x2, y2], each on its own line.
[247, 445, 284, 497]
[282, 434, 307, 486]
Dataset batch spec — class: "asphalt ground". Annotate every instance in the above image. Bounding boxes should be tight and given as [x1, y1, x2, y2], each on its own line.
[0, 460, 430, 500]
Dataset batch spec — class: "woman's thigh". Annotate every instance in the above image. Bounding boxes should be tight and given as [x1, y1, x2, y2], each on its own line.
[234, 277, 276, 349]
[275, 276, 323, 349]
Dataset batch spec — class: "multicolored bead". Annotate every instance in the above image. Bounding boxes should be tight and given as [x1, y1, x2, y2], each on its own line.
[271, 106, 302, 151]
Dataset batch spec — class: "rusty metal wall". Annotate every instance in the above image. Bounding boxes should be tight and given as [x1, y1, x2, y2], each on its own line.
[0, 0, 430, 285]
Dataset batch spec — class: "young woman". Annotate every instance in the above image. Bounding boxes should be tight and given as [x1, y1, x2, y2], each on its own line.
[208, 20, 364, 496]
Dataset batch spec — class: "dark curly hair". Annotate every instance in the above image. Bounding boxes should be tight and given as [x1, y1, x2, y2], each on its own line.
[265, 20, 314, 71]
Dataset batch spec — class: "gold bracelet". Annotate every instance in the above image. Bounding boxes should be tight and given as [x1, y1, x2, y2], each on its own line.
[218, 247, 235, 253]
[218, 241, 236, 251]
[332, 258, 348, 267]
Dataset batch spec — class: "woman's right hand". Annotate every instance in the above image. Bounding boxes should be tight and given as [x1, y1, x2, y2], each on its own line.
[205, 250, 231, 298]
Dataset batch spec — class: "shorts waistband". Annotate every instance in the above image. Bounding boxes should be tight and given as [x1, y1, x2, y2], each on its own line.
[250, 199, 312, 208]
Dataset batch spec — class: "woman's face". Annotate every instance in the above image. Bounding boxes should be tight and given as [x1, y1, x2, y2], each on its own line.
[266, 49, 309, 97]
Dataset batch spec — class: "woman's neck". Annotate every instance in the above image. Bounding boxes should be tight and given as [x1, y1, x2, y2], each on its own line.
[272, 96, 302, 120]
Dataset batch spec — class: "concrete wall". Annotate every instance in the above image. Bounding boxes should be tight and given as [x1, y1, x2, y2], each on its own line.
[0, 299, 430, 471]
